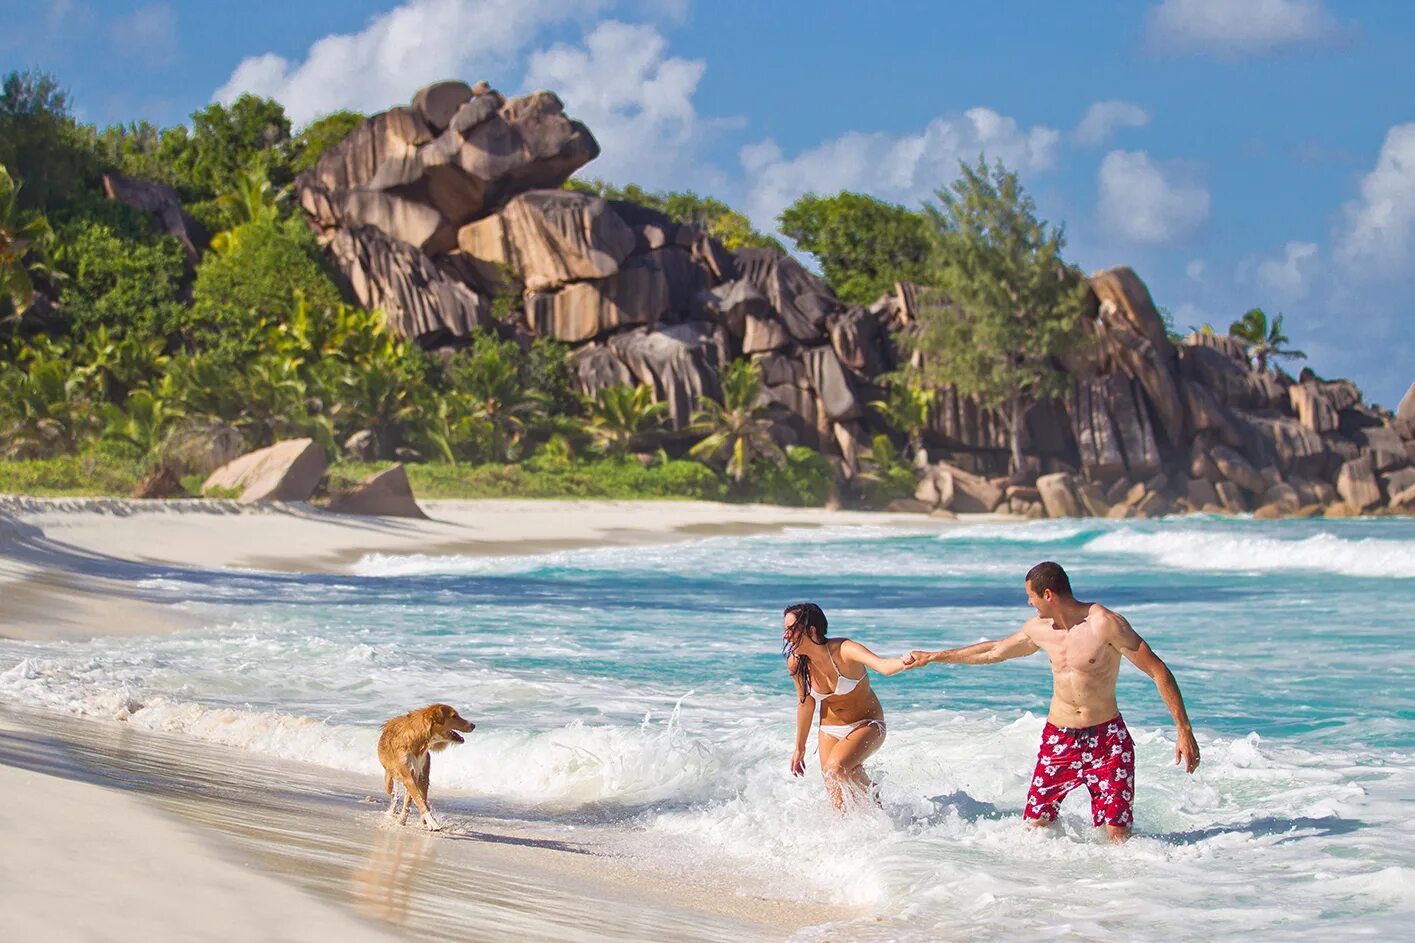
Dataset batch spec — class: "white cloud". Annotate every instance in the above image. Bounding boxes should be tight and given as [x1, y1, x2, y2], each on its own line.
[740, 109, 1060, 234]
[1335, 123, 1415, 278]
[1096, 149, 1210, 244]
[213, 0, 598, 125]
[1240, 240, 1320, 299]
[525, 21, 727, 190]
[1186, 258, 1205, 282]
[1073, 100, 1149, 146]
[1146, 0, 1343, 58]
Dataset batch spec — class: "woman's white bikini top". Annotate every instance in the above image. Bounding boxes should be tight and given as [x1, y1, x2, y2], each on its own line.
[807, 646, 865, 702]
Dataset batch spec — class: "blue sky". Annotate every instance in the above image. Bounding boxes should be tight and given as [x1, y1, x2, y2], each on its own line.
[4, 0, 1412, 406]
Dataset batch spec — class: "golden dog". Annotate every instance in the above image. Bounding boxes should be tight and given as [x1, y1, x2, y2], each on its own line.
[376, 704, 475, 831]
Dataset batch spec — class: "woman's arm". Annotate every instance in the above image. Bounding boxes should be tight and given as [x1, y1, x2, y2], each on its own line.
[839, 639, 908, 676]
[788, 656, 813, 776]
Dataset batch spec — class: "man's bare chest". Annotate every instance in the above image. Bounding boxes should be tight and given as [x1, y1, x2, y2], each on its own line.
[1038, 627, 1116, 674]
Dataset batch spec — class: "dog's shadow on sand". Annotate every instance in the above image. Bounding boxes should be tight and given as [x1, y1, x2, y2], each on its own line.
[437, 826, 594, 855]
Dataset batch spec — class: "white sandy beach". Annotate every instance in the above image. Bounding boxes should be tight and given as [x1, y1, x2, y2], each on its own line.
[0, 496, 969, 942]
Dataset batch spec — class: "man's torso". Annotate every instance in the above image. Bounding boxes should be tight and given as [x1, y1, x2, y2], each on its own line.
[1026, 603, 1124, 727]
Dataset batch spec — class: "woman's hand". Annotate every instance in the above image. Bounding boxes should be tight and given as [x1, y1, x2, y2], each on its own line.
[790, 747, 806, 777]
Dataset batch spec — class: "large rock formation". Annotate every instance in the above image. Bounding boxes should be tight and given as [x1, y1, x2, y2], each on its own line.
[288, 79, 1415, 517]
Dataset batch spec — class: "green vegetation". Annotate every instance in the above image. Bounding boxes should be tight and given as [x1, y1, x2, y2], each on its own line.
[1228, 307, 1306, 374]
[910, 158, 1089, 473]
[1, 163, 56, 315]
[778, 192, 931, 304]
[565, 178, 783, 251]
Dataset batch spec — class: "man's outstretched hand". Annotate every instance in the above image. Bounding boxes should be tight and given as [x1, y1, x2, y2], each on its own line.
[1175, 729, 1201, 773]
[901, 650, 934, 670]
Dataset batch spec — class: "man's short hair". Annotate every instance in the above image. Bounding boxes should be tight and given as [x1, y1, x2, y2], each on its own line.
[1026, 561, 1072, 597]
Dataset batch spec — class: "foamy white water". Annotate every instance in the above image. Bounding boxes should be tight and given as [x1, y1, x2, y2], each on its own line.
[3, 515, 1413, 939]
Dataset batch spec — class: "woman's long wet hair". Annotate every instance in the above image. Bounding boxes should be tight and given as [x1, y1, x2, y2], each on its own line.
[783, 602, 828, 703]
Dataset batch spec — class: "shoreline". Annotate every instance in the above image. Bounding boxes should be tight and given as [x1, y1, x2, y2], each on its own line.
[0, 496, 924, 939]
[0, 704, 836, 942]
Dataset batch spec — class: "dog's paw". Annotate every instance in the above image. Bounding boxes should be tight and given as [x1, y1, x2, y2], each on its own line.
[421, 813, 443, 831]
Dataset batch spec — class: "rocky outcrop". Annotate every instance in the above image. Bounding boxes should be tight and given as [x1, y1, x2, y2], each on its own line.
[282, 78, 1413, 518]
[1336, 455, 1382, 510]
[328, 463, 427, 518]
[202, 439, 327, 503]
[458, 190, 635, 290]
[1036, 473, 1081, 518]
[329, 227, 488, 345]
[298, 86, 599, 256]
[102, 172, 209, 262]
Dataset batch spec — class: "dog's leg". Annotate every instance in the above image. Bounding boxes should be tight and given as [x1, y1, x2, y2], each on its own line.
[383, 767, 400, 818]
[397, 761, 440, 831]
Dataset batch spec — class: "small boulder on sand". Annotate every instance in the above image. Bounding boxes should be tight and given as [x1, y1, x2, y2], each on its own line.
[328, 463, 427, 519]
[202, 439, 328, 503]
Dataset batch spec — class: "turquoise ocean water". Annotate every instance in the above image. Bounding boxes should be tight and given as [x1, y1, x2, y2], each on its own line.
[3, 514, 1413, 940]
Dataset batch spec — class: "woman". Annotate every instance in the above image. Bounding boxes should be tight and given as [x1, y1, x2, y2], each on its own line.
[782, 602, 906, 810]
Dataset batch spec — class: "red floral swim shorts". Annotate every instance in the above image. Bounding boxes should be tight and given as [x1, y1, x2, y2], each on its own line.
[1023, 715, 1134, 827]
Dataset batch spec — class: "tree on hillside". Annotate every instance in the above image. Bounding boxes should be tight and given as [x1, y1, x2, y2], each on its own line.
[1228, 307, 1305, 374]
[912, 158, 1088, 474]
[778, 192, 931, 304]
[188, 95, 293, 195]
[94, 120, 198, 196]
[0, 70, 99, 211]
[290, 111, 365, 173]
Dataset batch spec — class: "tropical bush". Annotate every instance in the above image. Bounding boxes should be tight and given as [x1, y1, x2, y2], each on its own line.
[751, 447, 836, 507]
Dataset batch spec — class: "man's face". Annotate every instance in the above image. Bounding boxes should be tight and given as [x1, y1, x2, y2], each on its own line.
[1026, 580, 1054, 618]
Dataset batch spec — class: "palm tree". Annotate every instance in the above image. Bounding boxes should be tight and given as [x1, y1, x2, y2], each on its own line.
[0, 354, 97, 457]
[210, 162, 288, 254]
[102, 389, 183, 456]
[688, 359, 784, 483]
[0, 163, 55, 316]
[870, 376, 935, 464]
[1228, 308, 1306, 374]
[583, 383, 667, 456]
[445, 338, 543, 461]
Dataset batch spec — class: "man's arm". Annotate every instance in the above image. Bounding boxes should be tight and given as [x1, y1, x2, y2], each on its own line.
[903, 629, 1039, 669]
[1109, 614, 1201, 773]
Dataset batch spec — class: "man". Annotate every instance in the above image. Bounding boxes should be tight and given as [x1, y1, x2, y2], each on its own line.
[903, 561, 1199, 842]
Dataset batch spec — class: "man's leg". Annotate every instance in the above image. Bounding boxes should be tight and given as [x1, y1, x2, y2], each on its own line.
[1024, 722, 1080, 828]
[1087, 717, 1135, 843]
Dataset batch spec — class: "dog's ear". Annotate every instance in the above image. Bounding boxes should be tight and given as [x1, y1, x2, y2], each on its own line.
[435, 704, 454, 723]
